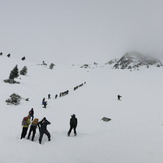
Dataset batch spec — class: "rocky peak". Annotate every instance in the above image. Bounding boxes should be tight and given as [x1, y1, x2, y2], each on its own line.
[113, 51, 162, 69]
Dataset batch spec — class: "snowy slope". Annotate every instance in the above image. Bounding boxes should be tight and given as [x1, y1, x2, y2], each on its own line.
[0, 56, 163, 163]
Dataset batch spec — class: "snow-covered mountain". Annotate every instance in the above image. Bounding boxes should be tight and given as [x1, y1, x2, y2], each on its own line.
[110, 51, 163, 69]
[0, 55, 163, 163]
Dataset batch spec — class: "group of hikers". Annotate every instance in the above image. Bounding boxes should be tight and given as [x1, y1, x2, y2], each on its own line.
[41, 82, 87, 108]
[38, 82, 87, 116]
[21, 93, 121, 144]
[20, 108, 78, 144]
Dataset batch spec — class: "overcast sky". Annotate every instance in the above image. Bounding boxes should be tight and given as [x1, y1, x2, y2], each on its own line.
[0, 0, 163, 64]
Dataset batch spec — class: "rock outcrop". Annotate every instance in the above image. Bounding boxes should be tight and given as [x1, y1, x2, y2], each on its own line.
[112, 51, 162, 69]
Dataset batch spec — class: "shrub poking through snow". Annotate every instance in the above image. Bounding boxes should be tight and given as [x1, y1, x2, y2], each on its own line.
[6, 93, 22, 105]
[49, 63, 55, 69]
[4, 65, 20, 84]
[9, 65, 19, 79]
[20, 66, 27, 75]
[101, 117, 111, 122]
[4, 79, 20, 84]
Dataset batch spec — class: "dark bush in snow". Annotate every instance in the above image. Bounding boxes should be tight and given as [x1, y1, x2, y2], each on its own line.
[9, 65, 19, 79]
[49, 63, 55, 69]
[80, 64, 90, 68]
[101, 117, 111, 122]
[4, 65, 20, 84]
[4, 79, 20, 84]
[6, 93, 22, 105]
[20, 66, 27, 75]
[21, 56, 26, 61]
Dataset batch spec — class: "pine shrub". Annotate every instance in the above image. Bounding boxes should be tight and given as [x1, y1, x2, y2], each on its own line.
[9, 65, 19, 79]
[20, 66, 27, 75]
[6, 93, 22, 105]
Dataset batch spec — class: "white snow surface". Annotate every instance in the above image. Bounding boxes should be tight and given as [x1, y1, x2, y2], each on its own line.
[0, 56, 163, 163]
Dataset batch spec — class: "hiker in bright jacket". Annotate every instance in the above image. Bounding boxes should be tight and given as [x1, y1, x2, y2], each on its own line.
[27, 118, 39, 141]
[20, 115, 31, 139]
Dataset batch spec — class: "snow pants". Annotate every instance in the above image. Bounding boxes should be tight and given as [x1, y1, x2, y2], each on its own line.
[27, 126, 36, 141]
[39, 130, 51, 144]
[67, 126, 77, 136]
[21, 127, 28, 139]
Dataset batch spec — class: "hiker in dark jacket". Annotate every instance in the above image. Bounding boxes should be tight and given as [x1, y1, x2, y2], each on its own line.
[42, 98, 47, 108]
[38, 117, 51, 144]
[67, 114, 78, 136]
[55, 94, 58, 99]
[29, 108, 34, 121]
[117, 95, 122, 100]
[42, 101, 47, 108]
[27, 118, 39, 141]
[48, 94, 51, 99]
[42, 98, 45, 105]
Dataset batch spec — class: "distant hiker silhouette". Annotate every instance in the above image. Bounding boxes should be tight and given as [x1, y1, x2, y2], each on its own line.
[67, 114, 78, 137]
[42, 98, 47, 108]
[55, 94, 58, 99]
[43, 101, 47, 108]
[38, 117, 51, 144]
[42, 98, 45, 105]
[48, 94, 51, 99]
[7, 53, 10, 58]
[117, 95, 122, 100]
[29, 108, 34, 121]
[42, 61, 47, 66]
[27, 118, 39, 141]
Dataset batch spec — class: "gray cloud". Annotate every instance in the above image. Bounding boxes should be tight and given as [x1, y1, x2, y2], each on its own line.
[0, 0, 163, 63]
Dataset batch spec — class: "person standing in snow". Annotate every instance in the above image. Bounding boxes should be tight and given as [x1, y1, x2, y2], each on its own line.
[55, 94, 58, 99]
[117, 95, 122, 100]
[38, 117, 51, 144]
[42, 98, 45, 104]
[20, 115, 31, 139]
[42, 98, 47, 108]
[43, 101, 47, 108]
[27, 118, 39, 141]
[48, 94, 51, 99]
[29, 108, 34, 121]
[67, 114, 78, 137]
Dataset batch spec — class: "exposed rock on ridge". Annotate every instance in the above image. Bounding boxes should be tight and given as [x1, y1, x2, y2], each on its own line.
[112, 51, 162, 69]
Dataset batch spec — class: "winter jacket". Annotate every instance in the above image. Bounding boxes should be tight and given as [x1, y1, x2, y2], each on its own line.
[31, 118, 39, 127]
[22, 117, 31, 127]
[29, 109, 34, 116]
[70, 115, 77, 127]
[38, 118, 51, 132]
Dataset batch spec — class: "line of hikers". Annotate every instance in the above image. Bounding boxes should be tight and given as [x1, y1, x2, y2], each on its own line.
[43, 93, 121, 109]
[20, 108, 78, 144]
[46, 82, 86, 101]
[41, 82, 86, 109]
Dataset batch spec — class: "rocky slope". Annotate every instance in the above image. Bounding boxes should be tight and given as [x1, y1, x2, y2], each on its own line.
[111, 51, 162, 69]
